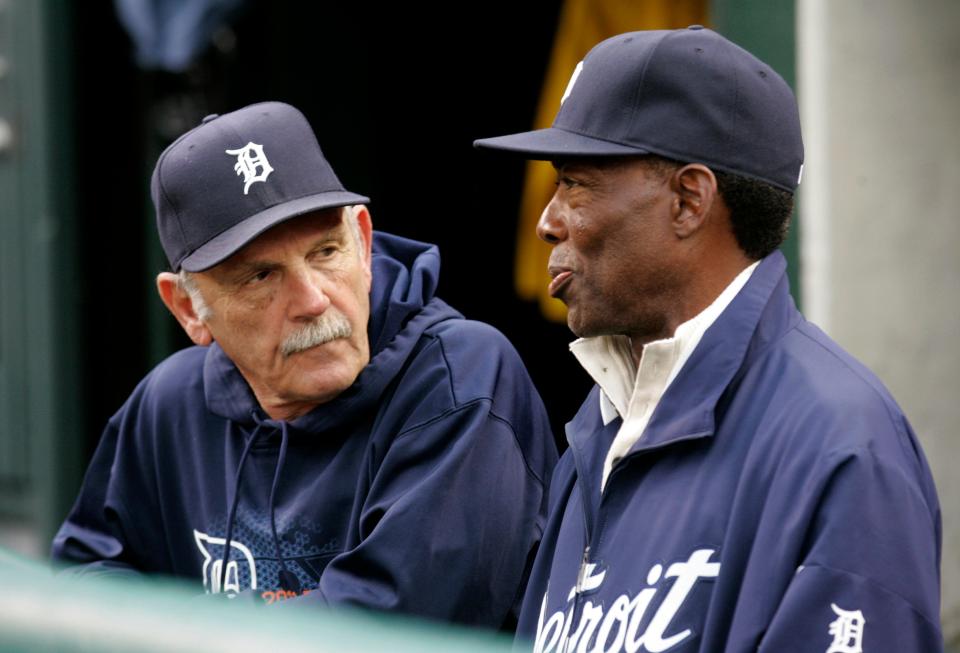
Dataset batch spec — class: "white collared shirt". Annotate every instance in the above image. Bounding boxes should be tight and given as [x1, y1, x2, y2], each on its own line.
[569, 262, 759, 490]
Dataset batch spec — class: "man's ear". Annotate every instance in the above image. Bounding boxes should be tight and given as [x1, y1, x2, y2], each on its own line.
[670, 164, 719, 239]
[352, 205, 374, 291]
[156, 272, 213, 346]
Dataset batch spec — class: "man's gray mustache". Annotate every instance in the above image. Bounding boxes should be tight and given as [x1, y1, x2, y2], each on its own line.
[280, 310, 352, 357]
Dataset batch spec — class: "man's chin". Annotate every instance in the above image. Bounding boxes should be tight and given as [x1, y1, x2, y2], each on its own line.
[566, 315, 618, 341]
[566, 310, 595, 339]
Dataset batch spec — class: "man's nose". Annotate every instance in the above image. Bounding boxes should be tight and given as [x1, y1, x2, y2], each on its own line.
[536, 192, 568, 244]
[287, 266, 331, 318]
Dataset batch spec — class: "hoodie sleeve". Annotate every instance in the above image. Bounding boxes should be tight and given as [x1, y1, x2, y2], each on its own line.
[50, 355, 187, 581]
[50, 416, 148, 578]
[306, 321, 558, 628]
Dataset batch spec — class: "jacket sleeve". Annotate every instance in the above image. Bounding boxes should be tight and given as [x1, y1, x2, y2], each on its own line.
[756, 446, 943, 652]
[51, 414, 153, 579]
[309, 399, 554, 628]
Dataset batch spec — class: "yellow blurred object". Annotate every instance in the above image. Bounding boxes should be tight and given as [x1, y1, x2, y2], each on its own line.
[515, 0, 708, 322]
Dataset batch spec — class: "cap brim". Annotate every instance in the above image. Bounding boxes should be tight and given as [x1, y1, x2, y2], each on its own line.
[473, 127, 649, 160]
[180, 190, 370, 272]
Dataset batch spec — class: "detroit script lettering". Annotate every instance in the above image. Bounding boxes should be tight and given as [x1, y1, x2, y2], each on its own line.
[535, 549, 720, 653]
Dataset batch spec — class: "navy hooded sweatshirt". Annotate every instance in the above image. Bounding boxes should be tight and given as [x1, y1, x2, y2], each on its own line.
[519, 252, 942, 652]
[52, 232, 558, 629]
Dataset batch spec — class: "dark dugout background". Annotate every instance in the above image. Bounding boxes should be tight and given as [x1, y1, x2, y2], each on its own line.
[73, 1, 590, 460]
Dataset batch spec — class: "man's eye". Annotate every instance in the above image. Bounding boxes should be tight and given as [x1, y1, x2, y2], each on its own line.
[311, 245, 340, 261]
[555, 176, 579, 189]
[247, 269, 272, 284]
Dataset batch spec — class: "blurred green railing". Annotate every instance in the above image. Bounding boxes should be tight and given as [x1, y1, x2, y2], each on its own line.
[0, 548, 514, 653]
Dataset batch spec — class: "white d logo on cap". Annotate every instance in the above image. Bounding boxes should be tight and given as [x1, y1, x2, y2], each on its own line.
[561, 61, 584, 106]
[226, 142, 274, 195]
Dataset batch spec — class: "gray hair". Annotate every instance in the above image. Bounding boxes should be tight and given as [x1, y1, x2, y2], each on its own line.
[341, 205, 364, 253]
[178, 269, 213, 321]
[279, 308, 353, 357]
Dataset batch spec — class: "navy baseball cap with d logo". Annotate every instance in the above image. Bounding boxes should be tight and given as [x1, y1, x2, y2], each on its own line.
[152, 101, 369, 272]
[474, 26, 804, 192]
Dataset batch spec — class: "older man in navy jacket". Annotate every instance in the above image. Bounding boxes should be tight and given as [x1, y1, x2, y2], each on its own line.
[54, 102, 558, 629]
[476, 26, 942, 651]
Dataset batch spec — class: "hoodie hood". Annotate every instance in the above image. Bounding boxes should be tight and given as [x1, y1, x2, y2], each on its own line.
[201, 231, 462, 431]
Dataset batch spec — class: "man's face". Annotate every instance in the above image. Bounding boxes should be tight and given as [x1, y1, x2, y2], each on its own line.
[539, 157, 687, 345]
[190, 208, 373, 419]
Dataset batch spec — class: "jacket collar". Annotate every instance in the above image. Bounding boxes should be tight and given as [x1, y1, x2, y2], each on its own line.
[566, 251, 798, 458]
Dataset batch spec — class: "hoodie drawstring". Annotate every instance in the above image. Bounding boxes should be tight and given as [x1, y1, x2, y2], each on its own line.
[219, 421, 263, 594]
[218, 417, 301, 596]
[269, 423, 300, 593]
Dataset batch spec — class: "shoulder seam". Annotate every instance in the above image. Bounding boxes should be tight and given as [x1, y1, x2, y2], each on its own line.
[792, 326, 909, 438]
[798, 562, 941, 630]
[433, 330, 459, 406]
[394, 398, 549, 488]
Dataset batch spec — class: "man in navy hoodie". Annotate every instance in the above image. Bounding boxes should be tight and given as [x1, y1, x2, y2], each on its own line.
[475, 27, 943, 651]
[53, 101, 557, 629]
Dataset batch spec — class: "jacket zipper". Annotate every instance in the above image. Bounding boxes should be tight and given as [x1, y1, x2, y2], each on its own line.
[563, 469, 594, 653]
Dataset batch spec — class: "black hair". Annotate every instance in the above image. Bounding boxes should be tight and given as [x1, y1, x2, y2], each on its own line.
[712, 169, 794, 260]
[643, 155, 794, 260]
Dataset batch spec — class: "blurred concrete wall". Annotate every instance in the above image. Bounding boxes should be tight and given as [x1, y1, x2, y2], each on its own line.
[799, 0, 960, 642]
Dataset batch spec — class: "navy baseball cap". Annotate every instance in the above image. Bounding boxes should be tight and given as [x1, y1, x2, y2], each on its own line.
[474, 26, 804, 192]
[152, 101, 370, 272]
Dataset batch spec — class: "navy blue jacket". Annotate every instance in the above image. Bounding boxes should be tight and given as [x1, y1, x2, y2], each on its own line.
[520, 252, 942, 651]
[53, 232, 557, 629]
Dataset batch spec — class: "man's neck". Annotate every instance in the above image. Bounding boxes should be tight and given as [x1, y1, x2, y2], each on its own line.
[629, 256, 756, 364]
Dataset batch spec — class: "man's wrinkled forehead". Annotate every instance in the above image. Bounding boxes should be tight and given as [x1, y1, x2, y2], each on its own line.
[212, 207, 348, 271]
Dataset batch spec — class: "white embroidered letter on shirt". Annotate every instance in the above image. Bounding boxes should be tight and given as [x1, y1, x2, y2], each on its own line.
[534, 548, 721, 653]
[194, 529, 258, 596]
[826, 603, 865, 653]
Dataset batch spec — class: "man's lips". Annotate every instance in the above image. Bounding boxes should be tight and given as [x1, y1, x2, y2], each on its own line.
[548, 268, 573, 297]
